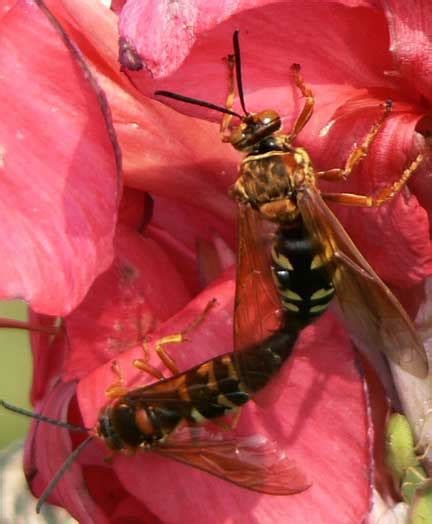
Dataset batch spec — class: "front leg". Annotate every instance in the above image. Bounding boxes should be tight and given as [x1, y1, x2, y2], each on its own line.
[288, 64, 315, 141]
[317, 100, 393, 183]
[135, 299, 218, 377]
[321, 152, 423, 207]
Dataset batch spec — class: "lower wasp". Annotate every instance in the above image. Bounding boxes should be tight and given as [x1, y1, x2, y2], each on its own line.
[1, 302, 308, 512]
[156, 30, 428, 379]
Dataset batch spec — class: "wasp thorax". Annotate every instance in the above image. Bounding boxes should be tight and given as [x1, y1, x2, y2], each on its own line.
[98, 402, 159, 451]
[230, 109, 282, 152]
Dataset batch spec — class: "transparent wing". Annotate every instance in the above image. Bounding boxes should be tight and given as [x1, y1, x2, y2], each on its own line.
[155, 425, 310, 495]
[298, 185, 428, 377]
[234, 204, 282, 351]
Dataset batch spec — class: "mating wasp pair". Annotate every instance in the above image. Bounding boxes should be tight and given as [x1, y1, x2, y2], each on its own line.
[2, 30, 428, 510]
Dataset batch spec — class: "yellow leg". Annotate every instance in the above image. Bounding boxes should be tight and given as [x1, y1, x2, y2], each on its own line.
[220, 54, 236, 142]
[321, 153, 423, 207]
[133, 339, 165, 380]
[317, 100, 393, 182]
[288, 63, 315, 141]
[136, 299, 218, 376]
[105, 360, 129, 400]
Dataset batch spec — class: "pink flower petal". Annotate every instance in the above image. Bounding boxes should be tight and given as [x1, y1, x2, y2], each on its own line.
[45, 0, 129, 89]
[0, 0, 120, 315]
[315, 104, 432, 289]
[128, 3, 392, 114]
[77, 275, 369, 524]
[117, 188, 153, 230]
[0, 0, 15, 20]
[118, 0, 277, 76]
[24, 382, 110, 524]
[119, 1, 380, 77]
[45, 2, 241, 224]
[383, 0, 432, 102]
[77, 272, 236, 418]
[28, 311, 67, 404]
[95, 74, 239, 221]
[64, 224, 192, 380]
[111, 0, 126, 15]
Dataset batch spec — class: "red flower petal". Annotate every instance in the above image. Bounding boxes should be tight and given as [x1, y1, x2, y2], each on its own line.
[24, 382, 111, 524]
[111, 0, 126, 15]
[98, 76, 239, 221]
[77, 273, 235, 417]
[315, 104, 432, 289]
[0, 0, 120, 315]
[127, 3, 392, 115]
[75, 276, 369, 524]
[118, 0, 278, 77]
[29, 311, 67, 404]
[0, 0, 15, 20]
[383, 0, 432, 102]
[64, 224, 191, 380]
[45, 0, 123, 86]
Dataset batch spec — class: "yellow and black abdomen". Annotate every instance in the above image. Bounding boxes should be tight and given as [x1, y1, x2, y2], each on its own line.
[272, 221, 335, 330]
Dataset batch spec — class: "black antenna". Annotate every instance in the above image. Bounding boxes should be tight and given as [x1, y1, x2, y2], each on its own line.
[0, 399, 94, 513]
[232, 30, 248, 115]
[36, 435, 95, 513]
[155, 90, 242, 119]
[0, 400, 90, 432]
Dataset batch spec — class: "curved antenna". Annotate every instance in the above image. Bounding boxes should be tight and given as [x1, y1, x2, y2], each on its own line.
[0, 400, 90, 432]
[233, 30, 248, 115]
[155, 90, 242, 119]
[36, 435, 95, 513]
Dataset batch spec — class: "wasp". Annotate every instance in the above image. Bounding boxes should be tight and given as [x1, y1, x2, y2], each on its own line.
[1, 314, 307, 512]
[156, 30, 428, 379]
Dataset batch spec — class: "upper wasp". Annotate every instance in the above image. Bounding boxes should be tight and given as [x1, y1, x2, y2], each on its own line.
[156, 30, 428, 378]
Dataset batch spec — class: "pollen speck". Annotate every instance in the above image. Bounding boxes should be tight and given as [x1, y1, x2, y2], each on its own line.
[319, 120, 335, 137]
[0, 145, 5, 168]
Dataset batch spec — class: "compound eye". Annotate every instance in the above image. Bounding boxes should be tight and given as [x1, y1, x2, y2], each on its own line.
[230, 125, 248, 150]
[258, 109, 281, 130]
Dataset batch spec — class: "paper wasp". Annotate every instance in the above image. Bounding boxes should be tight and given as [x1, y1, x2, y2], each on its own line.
[2, 29, 428, 514]
[156, 30, 429, 379]
[0, 306, 308, 512]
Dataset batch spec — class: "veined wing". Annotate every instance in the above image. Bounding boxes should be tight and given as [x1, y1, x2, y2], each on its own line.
[298, 185, 428, 378]
[234, 204, 282, 351]
[155, 425, 310, 495]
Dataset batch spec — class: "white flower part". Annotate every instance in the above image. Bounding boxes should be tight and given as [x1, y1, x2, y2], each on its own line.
[369, 489, 409, 524]
[389, 276, 432, 457]
[0, 441, 77, 523]
[98, 0, 112, 7]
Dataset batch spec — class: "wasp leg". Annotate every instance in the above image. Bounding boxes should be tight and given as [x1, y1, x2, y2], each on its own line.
[106, 360, 129, 400]
[288, 64, 315, 141]
[317, 100, 393, 182]
[321, 152, 423, 207]
[133, 339, 165, 380]
[227, 407, 242, 431]
[220, 54, 236, 142]
[138, 299, 218, 376]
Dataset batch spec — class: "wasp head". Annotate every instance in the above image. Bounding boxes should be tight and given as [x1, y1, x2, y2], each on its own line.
[229, 110, 282, 152]
[97, 407, 125, 450]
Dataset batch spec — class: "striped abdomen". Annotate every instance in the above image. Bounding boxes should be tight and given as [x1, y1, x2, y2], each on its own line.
[101, 330, 299, 450]
[272, 221, 335, 330]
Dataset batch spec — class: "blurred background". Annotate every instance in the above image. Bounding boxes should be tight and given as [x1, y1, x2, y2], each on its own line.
[0, 300, 32, 449]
